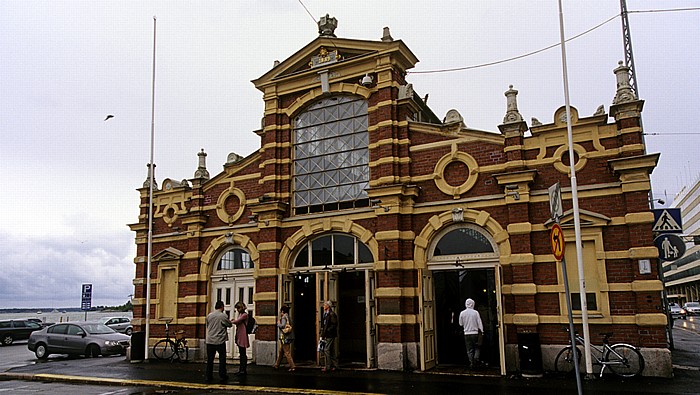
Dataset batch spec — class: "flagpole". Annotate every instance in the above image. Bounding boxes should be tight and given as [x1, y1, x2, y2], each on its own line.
[144, 15, 157, 361]
[557, 0, 593, 378]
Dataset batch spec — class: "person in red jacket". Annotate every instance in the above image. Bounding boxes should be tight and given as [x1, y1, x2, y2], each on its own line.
[231, 301, 250, 376]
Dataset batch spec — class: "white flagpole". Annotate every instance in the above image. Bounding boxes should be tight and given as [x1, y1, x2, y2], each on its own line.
[144, 15, 157, 361]
[557, 0, 593, 377]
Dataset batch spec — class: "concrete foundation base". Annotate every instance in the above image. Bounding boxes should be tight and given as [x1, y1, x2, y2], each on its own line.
[377, 342, 419, 371]
[255, 340, 277, 366]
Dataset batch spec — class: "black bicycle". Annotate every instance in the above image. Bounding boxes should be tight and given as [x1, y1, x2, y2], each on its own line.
[152, 318, 189, 362]
[554, 327, 644, 378]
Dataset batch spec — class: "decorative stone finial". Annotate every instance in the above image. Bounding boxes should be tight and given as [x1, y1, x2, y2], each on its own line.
[381, 27, 393, 42]
[227, 152, 244, 164]
[194, 148, 210, 180]
[503, 85, 524, 123]
[318, 14, 338, 37]
[612, 61, 638, 104]
[143, 163, 158, 189]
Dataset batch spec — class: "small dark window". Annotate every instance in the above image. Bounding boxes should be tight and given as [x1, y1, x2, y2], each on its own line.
[434, 228, 494, 256]
[570, 293, 598, 311]
[218, 248, 253, 270]
[49, 324, 68, 334]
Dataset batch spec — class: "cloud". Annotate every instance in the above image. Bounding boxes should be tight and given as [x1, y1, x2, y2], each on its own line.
[0, 229, 134, 309]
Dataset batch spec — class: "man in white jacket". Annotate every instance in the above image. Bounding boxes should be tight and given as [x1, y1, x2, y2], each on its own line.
[458, 298, 484, 369]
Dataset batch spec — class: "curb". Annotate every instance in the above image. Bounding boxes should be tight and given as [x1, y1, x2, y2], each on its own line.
[0, 372, 382, 395]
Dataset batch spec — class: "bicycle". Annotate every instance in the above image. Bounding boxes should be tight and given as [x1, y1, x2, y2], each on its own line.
[152, 318, 189, 362]
[554, 327, 644, 378]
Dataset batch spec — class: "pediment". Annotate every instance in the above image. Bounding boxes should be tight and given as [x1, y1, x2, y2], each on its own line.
[545, 209, 611, 228]
[252, 36, 418, 90]
[153, 247, 185, 261]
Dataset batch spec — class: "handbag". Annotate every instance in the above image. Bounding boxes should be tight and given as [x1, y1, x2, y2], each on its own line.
[317, 338, 326, 352]
[282, 323, 292, 334]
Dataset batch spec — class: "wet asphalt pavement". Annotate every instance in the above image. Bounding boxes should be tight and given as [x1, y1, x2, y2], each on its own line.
[2, 327, 700, 394]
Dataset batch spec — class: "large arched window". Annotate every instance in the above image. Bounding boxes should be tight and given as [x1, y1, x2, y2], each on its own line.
[429, 224, 498, 269]
[217, 248, 254, 270]
[293, 95, 370, 215]
[294, 234, 373, 268]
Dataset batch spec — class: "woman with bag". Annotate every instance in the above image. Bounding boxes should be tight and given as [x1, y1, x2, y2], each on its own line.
[273, 305, 296, 371]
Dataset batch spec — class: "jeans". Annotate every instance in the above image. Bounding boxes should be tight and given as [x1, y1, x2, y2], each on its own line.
[463, 334, 481, 367]
[206, 343, 227, 380]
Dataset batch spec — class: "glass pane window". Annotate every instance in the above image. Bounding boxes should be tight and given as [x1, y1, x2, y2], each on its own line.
[294, 234, 374, 267]
[293, 95, 369, 213]
[217, 248, 254, 270]
[434, 228, 494, 256]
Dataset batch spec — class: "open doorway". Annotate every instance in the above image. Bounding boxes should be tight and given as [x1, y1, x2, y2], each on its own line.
[337, 270, 366, 366]
[433, 269, 500, 371]
[292, 273, 316, 362]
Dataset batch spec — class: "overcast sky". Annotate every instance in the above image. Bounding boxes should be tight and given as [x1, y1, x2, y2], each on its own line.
[1, 1, 697, 308]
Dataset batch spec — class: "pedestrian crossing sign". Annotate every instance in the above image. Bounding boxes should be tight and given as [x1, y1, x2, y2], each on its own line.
[652, 208, 683, 233]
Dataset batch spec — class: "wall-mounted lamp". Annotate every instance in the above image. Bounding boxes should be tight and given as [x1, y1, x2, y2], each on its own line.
[218, 275, 229, 282]
[650, 198, 665, 205]
[455, 258, 464, 268]
[505, 184, 520, 201]
[371, 199, 390, 212]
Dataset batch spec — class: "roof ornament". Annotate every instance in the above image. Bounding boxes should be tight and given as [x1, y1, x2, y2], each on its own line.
[318, 14, 337, 37]
[381, 27, 393, 42]
[612, 61, 638, 105]
[503, 85, 524, 124]
[194, 148, 210, 180]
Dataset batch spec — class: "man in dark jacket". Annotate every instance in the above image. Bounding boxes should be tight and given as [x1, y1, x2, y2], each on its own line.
[320, 300, 339, 372]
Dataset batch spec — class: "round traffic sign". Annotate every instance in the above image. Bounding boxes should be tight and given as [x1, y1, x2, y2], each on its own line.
[654, 233, 686, 261]
[551, 223, 565, 261]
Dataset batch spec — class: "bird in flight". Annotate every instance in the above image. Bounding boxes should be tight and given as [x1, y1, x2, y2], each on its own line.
[104, 114, 114, 121]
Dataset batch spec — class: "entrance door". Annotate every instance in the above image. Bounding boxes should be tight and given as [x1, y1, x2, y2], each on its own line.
[233, 279, 255, 361]
[212, 278, 254, 359]
[433, 269, 500, 370]
[420, 270, 437, 370]
[212, 281, 234, 357]
[292, 273, 317, 362]
[338, 270, 367, 366]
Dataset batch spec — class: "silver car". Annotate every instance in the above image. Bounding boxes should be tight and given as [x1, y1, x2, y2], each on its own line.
[99, 317, 133, 335]
[683, 302, 700, 316]
[27, 322, 130, 359]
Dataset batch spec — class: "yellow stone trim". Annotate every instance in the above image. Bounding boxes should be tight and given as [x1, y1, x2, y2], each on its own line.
[367, 99, 395, 112]
[259, 158, 291, 169]
[433, 147, 479, 198]
[368, 138, 410, 149]
[258, 242, 283, 251]
[179, 274, 208, 283]
[631, 280, 664, 292]
[369, 156, 411, 167]
[636, 313, 667, 326]
[179, 295, 207, 304]
[510, 283, 537, 295]
[283, 84, 371, 116]
[386, 259, 416, 270]
[507, 253, 535, 265]
[507, 222, 532, 235]
[367, 120, 396, 131]
[183, 252, 202, 260]
[256, 316, 277, 326]
[629, 246, 659, 259]
[608, 283, 632, 292]
[375, 288, 418, 298]
[261, 141, 292, 151]
[376, 314, 418, 325]
[259, 174, 291, 184]
[254, 292, 277, 302]
[256, 268, 279, 278]
[625, 212, 654, 224]
[553, 144, 588, 174]
[375, 230, 415, 241]
[215, 185, 246, 225]
[512, 313, 540, 326]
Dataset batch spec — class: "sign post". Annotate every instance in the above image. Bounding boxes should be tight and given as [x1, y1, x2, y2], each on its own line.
[81, 284, 92, 321]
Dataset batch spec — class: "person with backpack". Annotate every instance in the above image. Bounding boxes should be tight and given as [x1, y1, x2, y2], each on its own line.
[231, 301, 250, 376]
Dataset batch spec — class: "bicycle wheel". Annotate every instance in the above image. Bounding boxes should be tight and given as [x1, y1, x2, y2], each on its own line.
[175, 340, 189, 362]
[153, 339, 176, 360]
[554, 346, 582, 374]
[604, 344, 644, 377]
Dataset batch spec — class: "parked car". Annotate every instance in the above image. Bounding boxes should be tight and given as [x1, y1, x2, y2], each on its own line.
[26, 318, 55, 327]
[98, 317, 133, 335]
[27, 322, 130, 359]
[683, 302, 700, 316]
[0, 320, 43, 345]
[669, 303, 687, 320]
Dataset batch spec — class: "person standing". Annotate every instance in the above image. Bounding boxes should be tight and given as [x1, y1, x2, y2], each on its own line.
[458, 298, 484, 369]
[231, 301, 250, 376]
[320, 300, 338, 372]
[273, 305, 297, 371]
[205, 300, 232, 383]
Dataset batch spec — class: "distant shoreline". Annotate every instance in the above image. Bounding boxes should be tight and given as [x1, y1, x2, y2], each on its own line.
[0, 307, 130, 313]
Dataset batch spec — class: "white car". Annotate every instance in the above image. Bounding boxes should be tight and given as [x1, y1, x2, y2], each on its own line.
[683, 302, 700, 316]
[98, 317, 133, 335]
[669, 303, 686, 320]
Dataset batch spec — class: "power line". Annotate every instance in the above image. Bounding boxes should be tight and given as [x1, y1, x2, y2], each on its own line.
[409, 7, 700, 76]
[296, 0, 317, 24]
[409, 14, 619, 75]
[644, 133, 700, 136]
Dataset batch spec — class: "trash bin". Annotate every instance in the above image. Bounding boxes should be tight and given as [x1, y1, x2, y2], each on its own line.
[517, 332, 543, 377]
[130, 331, 145, 362]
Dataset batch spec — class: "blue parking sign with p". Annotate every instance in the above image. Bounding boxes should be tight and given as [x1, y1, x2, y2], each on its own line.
[81, 283, 92, 311]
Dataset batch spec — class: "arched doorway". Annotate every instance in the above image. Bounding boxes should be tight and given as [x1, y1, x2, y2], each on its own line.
[286, 233, 376, 368]
[211, 246, 255, 361]
[426, 223, 503, 374]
